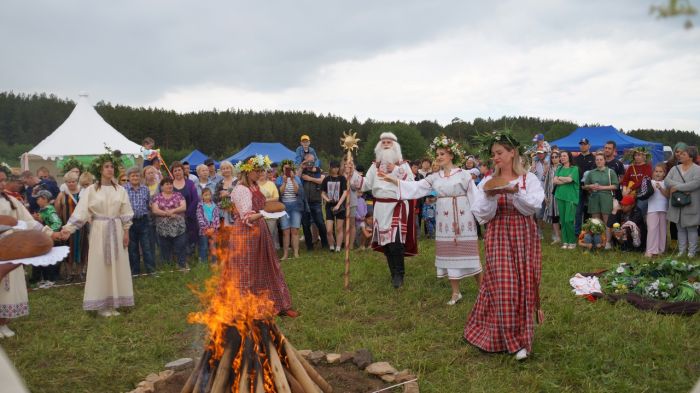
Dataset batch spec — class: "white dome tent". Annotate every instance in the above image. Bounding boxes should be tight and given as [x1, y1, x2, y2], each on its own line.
[21, 92, 142, 177]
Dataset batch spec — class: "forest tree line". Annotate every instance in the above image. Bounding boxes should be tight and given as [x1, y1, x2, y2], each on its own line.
[1, 92, 698, 168]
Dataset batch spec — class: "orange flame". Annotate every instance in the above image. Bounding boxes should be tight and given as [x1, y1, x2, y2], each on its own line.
[187, 226, 276, 362]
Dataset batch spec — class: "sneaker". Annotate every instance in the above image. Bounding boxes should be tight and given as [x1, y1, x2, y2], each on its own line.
[561, 244, 568, 249]
[329, 246, 335, 252]
[335, 245, 342, 252]
[98, 309, 112, 317]
[110, 309, 120, 316]
[605, 243, 612, 250]
[43, 281, 55, 288]
[0, 325, 15, 338]
[514, 348, 528, 361]
[568, 244, 576, 250]
[551, 238, 561, 245]
[446, 293, 463, 306]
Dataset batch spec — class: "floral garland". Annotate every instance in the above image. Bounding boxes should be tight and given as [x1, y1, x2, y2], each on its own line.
[60, 156, 85, 174]
[234, 154, 272, 173]
[0, 162, 12, 177]
[88, 146, 124, 182]
[427, 135, 466, 165]
[472, 130, 525, 161]
[622, 146, 652, 164]
[582, 218, 605, 234]
[278, 159, 296, 175]
[602, 259, 700, 301]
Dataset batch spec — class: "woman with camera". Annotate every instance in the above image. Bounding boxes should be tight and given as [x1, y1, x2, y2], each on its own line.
[276, 160, 304, 260]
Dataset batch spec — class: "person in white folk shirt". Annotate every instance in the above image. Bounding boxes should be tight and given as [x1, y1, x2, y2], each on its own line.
[349, 132, 417, 289]
[380, 135, 481, 304]
[645, 163, 670, 258]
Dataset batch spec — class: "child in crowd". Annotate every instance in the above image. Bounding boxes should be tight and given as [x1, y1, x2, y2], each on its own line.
[141, 137, 159, 167]
[36, 190, 63, 288]
[294, 134, 321, 167]
[355, 193, 367, 247]
[422, 191, 437, 239]
[196, 188, 220, 263]
[359, 212, 374, 250]
[645, 164, 670, 258]
[578, 218, 606, 251]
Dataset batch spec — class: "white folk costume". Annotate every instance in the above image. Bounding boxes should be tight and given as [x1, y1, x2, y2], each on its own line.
[350, 132, 417, 288]
[398, 168, 481, 279]
[0, 194, 48, 320]
[63, 183, 135, 311]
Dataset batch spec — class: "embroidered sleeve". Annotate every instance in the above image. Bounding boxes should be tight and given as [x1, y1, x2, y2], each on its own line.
[231, 185, 253, 217]
[471, 176, 498, 224]
[398, 176, 433, 200]
[513, 173, 545, 216]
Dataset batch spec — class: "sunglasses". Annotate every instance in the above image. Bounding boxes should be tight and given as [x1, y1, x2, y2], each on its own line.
[551, 155, 560, 158]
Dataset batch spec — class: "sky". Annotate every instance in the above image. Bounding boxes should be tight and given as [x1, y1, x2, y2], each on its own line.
[1, 0, 699, 132]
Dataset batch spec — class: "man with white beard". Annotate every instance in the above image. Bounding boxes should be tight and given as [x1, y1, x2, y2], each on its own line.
[350, 132, 417, 288]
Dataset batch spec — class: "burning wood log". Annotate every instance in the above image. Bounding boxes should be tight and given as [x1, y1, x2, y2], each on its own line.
[181, 320, 332, 393]
[183, 239, 332, 393]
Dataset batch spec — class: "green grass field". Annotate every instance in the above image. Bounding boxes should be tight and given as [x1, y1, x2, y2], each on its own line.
[2, 239, 699, 393]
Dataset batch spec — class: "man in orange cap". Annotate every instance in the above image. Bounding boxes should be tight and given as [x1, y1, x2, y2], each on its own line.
[294, 134, 320, 167]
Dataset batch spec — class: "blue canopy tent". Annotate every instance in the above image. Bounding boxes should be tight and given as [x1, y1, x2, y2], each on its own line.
[181, 149, 219, 173]
[549, 126, 664, 165]
[224, 142, 295, 164]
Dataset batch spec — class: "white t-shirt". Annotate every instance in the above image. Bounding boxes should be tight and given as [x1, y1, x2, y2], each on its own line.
[646, 180, 668, 213]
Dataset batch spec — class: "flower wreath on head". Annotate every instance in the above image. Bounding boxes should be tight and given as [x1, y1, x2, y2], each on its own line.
[61, 156, 85, 174]
[428, 135, 466, 166]
[473, 129, 525, 161]
[582, 218, 606, 235]
[88, 146, 124, 182]
[277, 159, 296, 175]
[234, 154, 272, 173]
[622, 146, 652, 164]
[0, 162, 12, 177]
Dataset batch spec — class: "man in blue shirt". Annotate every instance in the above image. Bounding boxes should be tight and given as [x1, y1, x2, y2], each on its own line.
[125, 167, 155, 274]
[20, 170, 60, 214]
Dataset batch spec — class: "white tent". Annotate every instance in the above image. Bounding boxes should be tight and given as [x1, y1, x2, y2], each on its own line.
[22, 93, 142, 175]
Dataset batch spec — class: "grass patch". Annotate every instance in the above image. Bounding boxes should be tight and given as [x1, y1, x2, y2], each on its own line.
[3, 240, 699, 392]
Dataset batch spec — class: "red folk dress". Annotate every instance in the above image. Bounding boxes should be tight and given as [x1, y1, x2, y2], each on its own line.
[463, 173, 544, 353]
[221, 184, 293, 314]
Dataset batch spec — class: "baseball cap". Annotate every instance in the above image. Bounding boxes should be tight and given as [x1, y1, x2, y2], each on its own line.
[36, 189, 53, 200]
[532, 133, 544, 142]
[579, 138, 590, 145]
[204, 158, 215, 166]
[300, 135, 310, 142]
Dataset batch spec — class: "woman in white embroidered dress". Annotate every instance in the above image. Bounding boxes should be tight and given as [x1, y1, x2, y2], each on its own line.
[59, 153, 135, 317]
[381, 136, 481, 305]
[0, 179, 55, 337]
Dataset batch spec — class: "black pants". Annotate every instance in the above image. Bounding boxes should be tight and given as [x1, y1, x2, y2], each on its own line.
[382, 232, 405, 279]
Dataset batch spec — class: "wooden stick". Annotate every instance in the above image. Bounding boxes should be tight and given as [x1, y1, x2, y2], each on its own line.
[343, 151, 353, 290]
[210, 329, 242, 393]
[255, 373, 264, 393]
[209, 346, 233, 393]
[181, 350, 208, 393]
[267, 339, 292, 393]
[237, 360, 249, 393]
[284, 368, 306, 393]
[285, 341, 332, 393]
[283, 340, 320, 393]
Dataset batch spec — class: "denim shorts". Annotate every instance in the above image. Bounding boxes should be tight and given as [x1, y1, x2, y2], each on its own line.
[280, 206, 302, 230]
[583, 233, 602, 246]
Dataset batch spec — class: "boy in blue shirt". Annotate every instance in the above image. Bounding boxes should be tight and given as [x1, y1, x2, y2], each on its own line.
[294, 134, 320, 167]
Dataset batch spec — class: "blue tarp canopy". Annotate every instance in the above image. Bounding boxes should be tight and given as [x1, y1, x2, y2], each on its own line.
[549, 126, 664, 165]
[224, 142, 295, 164]
[181, 149, 219, 172]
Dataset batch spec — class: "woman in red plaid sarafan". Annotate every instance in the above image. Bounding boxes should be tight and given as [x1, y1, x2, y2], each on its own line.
[463, 131, 545, 361]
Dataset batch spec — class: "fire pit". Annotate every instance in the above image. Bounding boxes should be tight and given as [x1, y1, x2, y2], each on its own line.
[181, 230, 332, 393]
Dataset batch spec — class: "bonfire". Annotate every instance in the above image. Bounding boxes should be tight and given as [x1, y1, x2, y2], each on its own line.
[182, 228, 332, 393]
